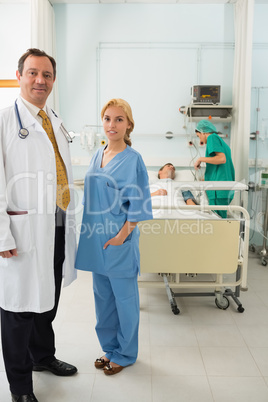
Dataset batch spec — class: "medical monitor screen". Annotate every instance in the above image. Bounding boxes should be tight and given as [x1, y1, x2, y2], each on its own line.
[192, 85, 221, 104]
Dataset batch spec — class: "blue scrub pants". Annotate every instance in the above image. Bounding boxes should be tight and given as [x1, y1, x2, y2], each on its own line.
[92, 273, 140, 367]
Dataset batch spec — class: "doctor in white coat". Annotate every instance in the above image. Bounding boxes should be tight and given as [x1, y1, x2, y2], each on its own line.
[0, 49, 77, 402]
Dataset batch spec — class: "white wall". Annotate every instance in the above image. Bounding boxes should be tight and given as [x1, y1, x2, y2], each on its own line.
[0, 2, 266, 167]
[250, 4, 268, 159]
[54, 3, 235, 166]
[248, 4, 268, 247]
[0, 3, 30, 109]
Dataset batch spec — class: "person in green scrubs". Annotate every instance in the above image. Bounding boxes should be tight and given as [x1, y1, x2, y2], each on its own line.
[194, 120, 235, 218]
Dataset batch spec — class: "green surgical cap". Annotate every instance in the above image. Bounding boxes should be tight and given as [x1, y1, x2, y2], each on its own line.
[196, 120, 217, 134]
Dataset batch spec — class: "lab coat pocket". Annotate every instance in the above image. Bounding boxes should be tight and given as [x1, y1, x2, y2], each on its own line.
[9, 214, 33, 254]
[0, 257, 8, 267]
[104, 240, 135, 277]
[102, 184, 124, 215]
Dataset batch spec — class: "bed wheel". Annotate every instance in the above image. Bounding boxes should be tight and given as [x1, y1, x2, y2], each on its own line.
[237, 306, 245, 313]
[172, 306, 180, 315]
[249, 245, 256, 253]
[215, 295, 229, 310]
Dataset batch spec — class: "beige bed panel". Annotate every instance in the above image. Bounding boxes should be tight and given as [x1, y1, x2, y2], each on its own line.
[139, 219, 240, 274]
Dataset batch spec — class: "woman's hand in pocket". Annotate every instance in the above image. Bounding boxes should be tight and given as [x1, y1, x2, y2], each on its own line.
[103, 235, 124, 249]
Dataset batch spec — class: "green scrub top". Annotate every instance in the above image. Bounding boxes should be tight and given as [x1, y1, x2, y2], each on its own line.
[205, 133, 235, 201]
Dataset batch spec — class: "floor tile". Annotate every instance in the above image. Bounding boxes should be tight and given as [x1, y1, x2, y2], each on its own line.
[0, 348, 5, 371]
[56, 321, 99, 346]
[151, 346, 206, 376]
[149, 322, 198, 347]
[238, 325, 268, 347]
[152, 375, 213, 402]
[250, 347, 268, 376]
[0, 372, 10, 402]
[1, 254, 268, 401]
[147, 304, 193, 326]
[257, 291, 268, 307]
[195, 324, 247, 347]
[90, 373, 152, 402]
[209, 376, 268, 402]
[126, 344, 152, 375]
[139, 321, 151, 347]
[230, 305, 268, 326]
[55, 343, 102, 374]
[34, 373, 95, 402]
[235, 287, 264, 307]
[186, 304, 235, 326]
[201, 347, 260, 376]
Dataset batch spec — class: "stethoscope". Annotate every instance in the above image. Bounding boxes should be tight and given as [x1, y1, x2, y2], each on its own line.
[15, 100, 73, 143]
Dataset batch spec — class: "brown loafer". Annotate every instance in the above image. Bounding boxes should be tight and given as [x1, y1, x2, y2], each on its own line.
[94, 357, 110, 369]
[103, 362, 124, 376]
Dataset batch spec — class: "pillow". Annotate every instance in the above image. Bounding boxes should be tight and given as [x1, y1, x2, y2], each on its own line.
[147, 170, 159, 183]
[147, 169, 195, 183]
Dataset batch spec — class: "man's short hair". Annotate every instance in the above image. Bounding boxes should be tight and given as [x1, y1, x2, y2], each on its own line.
[158, 163, 175, 179]
[18, 48, 56, 79]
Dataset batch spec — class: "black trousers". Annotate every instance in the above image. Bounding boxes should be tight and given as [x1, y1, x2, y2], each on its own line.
[0, 208, 66, 395]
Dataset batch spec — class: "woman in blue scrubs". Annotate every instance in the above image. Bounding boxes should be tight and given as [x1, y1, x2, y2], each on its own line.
[75, 99, 152, 375]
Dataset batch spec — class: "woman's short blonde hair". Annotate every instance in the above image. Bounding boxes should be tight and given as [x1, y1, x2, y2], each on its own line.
[101, 98, 134, 146]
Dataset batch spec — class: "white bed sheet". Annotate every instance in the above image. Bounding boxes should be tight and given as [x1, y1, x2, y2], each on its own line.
[150, 179, 219, 219]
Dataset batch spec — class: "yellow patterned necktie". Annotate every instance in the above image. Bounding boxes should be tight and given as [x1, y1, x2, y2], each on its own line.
[38, 109, 70, 211]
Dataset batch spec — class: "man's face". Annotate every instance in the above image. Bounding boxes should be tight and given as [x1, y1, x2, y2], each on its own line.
[16, 55, 55, 108]
[196, 130, 208, 145]
[159, 164, 175, 180]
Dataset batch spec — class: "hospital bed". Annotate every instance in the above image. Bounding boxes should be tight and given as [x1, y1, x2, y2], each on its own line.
[139, 174, 249, 315]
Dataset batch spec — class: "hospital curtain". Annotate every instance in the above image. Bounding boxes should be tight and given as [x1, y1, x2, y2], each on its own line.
[230, 0, 254, 184]
[30, 0, 59, 110]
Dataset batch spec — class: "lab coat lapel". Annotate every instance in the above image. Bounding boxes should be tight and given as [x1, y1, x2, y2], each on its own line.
[47, 107, 62, 135]
[46, 108, 70, 163]
[16, 97, 43, 133]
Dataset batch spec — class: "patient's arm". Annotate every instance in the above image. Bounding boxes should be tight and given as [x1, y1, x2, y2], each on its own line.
[151, 189, 168, 197]
[185, 199, 197, 205]
[181, 190, 198, 205]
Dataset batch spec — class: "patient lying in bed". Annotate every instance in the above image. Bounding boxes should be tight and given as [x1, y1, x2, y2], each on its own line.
[149, 163, 219, 219]
[150, 163, 197, 205]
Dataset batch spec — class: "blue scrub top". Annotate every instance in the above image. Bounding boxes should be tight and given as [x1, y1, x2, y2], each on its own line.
[75, 145, 153, 278]
[205, 134, 235, 201]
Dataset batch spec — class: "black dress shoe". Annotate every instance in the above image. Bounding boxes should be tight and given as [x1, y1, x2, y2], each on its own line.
[33, 358, 77, 376]
[11, 393, 38, 402]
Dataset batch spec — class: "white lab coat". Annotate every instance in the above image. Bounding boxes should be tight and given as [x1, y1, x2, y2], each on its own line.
[0, 97, 77, 313]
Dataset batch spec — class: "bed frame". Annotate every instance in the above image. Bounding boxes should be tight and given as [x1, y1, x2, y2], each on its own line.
[138, 205, 249, 315]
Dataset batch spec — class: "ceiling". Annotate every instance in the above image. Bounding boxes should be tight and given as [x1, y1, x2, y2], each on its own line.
[50, 0, 268, 3]
[49, 0, 237, 3]
[1, 0, 267, 4]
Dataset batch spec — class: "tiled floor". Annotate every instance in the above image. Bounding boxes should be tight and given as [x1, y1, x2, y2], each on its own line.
[1, 251, 268, 401]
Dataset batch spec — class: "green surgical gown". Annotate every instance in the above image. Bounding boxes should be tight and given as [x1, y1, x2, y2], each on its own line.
[205, 133, 235, 203]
